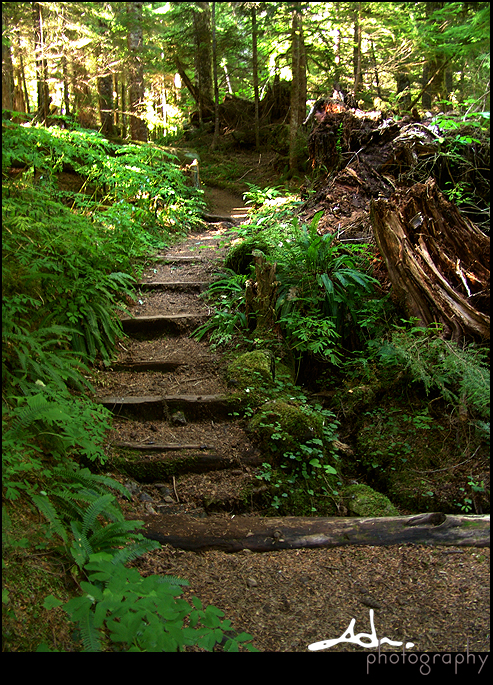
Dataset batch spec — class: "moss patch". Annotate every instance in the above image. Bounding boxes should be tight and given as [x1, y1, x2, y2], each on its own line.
[224, 236, 270, 274]
[343, 483, 400, 517]
[249, 399, 324, 463]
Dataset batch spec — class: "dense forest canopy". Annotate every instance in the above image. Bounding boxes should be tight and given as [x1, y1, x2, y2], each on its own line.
[2, 1, 490, 140]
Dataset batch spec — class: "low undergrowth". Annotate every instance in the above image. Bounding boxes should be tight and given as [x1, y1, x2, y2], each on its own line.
[196, 185, 490, 516]
[2, 120, 256, 652]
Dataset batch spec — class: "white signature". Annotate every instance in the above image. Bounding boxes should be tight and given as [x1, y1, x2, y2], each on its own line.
[308, 609, 414, 651]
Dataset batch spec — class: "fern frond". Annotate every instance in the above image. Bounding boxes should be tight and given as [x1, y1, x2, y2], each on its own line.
[52, 465, 132, 501]
[31, 493, 68, 543]
[110, 539, 161, 566]
[79, 606, 102, 652]
[70, 519, 94, 563]
[82, 494, 115, 536]
[156, 574, 190, 587]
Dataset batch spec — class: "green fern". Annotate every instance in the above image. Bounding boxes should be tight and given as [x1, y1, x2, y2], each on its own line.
[81, 494, 116, 536]
[79, 607, 102, 652]
[31, 493, 68, 543]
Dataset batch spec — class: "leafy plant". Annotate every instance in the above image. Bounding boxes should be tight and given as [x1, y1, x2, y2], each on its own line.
[43, 553, 257, 652]
[274, 211, 379, 365]
[243, 182, 284, 207]
[192, 269, 250, 348]
[388, 320, 490, 423]
[254, 400, 341, 515]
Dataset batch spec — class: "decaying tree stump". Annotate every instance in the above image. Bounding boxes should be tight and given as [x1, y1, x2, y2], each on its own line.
[245, 250, 279, 334]
[370, 178, 490, 341]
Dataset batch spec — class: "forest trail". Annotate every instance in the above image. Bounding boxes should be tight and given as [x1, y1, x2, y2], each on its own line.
[204, 186, 250, 220]
[89, 187, 490, 653]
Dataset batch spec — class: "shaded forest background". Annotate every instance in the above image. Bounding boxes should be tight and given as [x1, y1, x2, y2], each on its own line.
[2, 2, 490, 153]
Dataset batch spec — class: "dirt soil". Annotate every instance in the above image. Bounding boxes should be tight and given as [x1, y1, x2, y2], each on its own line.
[92, 186, 490, 655]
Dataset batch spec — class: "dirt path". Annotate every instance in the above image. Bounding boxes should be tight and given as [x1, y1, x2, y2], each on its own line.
[92, 189, 490, 655]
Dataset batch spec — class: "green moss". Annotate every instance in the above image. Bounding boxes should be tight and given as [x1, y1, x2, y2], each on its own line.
[2, 504, 78, 652]
[249, 399, 324, 462]
[109, 449, 202, 481]
[224, 236, 270, 274]
[225, 350, 275, 406]
[343, 483, 399, 517]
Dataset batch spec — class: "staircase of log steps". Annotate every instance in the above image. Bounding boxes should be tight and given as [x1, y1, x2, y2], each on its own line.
[95, 220, 269, 543]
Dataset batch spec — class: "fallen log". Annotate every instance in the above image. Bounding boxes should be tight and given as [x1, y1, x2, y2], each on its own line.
[370, 178, 490, 341]
[141, 512, 490, 552]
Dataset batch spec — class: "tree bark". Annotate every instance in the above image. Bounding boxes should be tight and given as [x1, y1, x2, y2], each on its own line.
[193, 1, 214, 123]
[141, 512, 490, 552]
[353, 2, 362, 98]
[250, 251, 278, 335]
[252, 6, 260, 150]
[127, 1, 148, 141]
[370, 179, 490, 341]
[2, 13, 14, 112]
[98, 72, 115, 136]
[210, 1, 220, 150]
[289, 3, 306, 171]
[32, 2, 50, 123]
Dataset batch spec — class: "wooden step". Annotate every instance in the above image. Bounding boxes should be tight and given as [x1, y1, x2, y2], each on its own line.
[138, 281, 209, 291]
[120, 313, 208, 336]
[112, 441, 212, 451]
[155, 255, 203, 264]
[109, 451, 262, 481]
[111, 359, 186, 372]
[98, 393, 233, 419]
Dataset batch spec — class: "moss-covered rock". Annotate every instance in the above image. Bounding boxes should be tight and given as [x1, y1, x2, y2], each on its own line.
[224, 236, 270, 274]
[343, 483, 399, 517]
[248, 399, 324, 463]
[225, 350, 275, 407]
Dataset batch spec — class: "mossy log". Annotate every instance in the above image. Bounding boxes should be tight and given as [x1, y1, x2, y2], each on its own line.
[141, 512, 489, 552]
[370, 178, 489, 341]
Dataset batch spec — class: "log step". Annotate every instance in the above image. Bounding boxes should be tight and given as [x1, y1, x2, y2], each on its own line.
[140, 513, 490, 553]
[110, 451, 262, 481]
[110, 360, 187, 372]
[138, 281, 209, 291]
[120, 313, 208, 336]
[155, 255, 203, 264]
[112, 441, 212, 451]
[98, 393, 233, 419]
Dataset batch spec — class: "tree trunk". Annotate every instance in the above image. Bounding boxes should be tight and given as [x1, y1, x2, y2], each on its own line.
[98, 73, 115, 136]
[120, 76, 127, 138]
[210, 1, 220, 150]
[32, 2, 50, 123]
[421, 1, 446, 110]
[396, 70, 411, 111]
[289, 3, 306, 171]
[252, 6, 260, 150]
[18, 48, 30, 114]
[370, 179, 490, 341]
[2, 17, 14, 112]
[141, 512, 490, 552]
[127, 1, 148, 142]
[193, 1, 214, 122]
[250, 251, 278, 335]
[353, 2, 362, 98]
